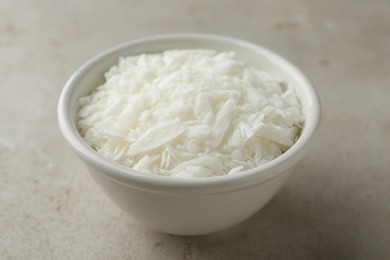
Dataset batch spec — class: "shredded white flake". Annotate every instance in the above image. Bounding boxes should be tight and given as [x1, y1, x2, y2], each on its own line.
[78, 49, 304, 178]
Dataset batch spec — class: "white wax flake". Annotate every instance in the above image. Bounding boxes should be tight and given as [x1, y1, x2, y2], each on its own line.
[172, 156, 222, 175]
[206, 98, 236, 147]
[255, 123, 298, 147]
[186, 166, 213, 177]
[187, 125, 210, 140]
[194, 92, 211, 117]
[128, 120, 185, 156]
[78, 49, 304, 177]
[227, 166, 244, 175]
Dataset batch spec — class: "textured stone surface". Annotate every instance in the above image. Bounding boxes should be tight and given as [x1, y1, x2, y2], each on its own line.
[1, 0, 389, 259]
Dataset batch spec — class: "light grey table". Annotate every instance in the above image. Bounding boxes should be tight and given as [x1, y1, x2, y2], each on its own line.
[1, 1, 389, 259]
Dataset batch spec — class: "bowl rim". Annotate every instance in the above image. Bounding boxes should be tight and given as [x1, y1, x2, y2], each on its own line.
[57, 33, 321, 194]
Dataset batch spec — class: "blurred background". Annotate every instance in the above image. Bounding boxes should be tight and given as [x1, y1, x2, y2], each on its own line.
[1, 0, 389, 259]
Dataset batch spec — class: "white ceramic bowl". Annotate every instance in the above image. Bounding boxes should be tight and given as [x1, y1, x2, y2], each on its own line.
[58, 34, 320, 236]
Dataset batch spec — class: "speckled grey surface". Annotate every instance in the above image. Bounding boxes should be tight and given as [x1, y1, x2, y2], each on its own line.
[1, 0, 389, 259]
